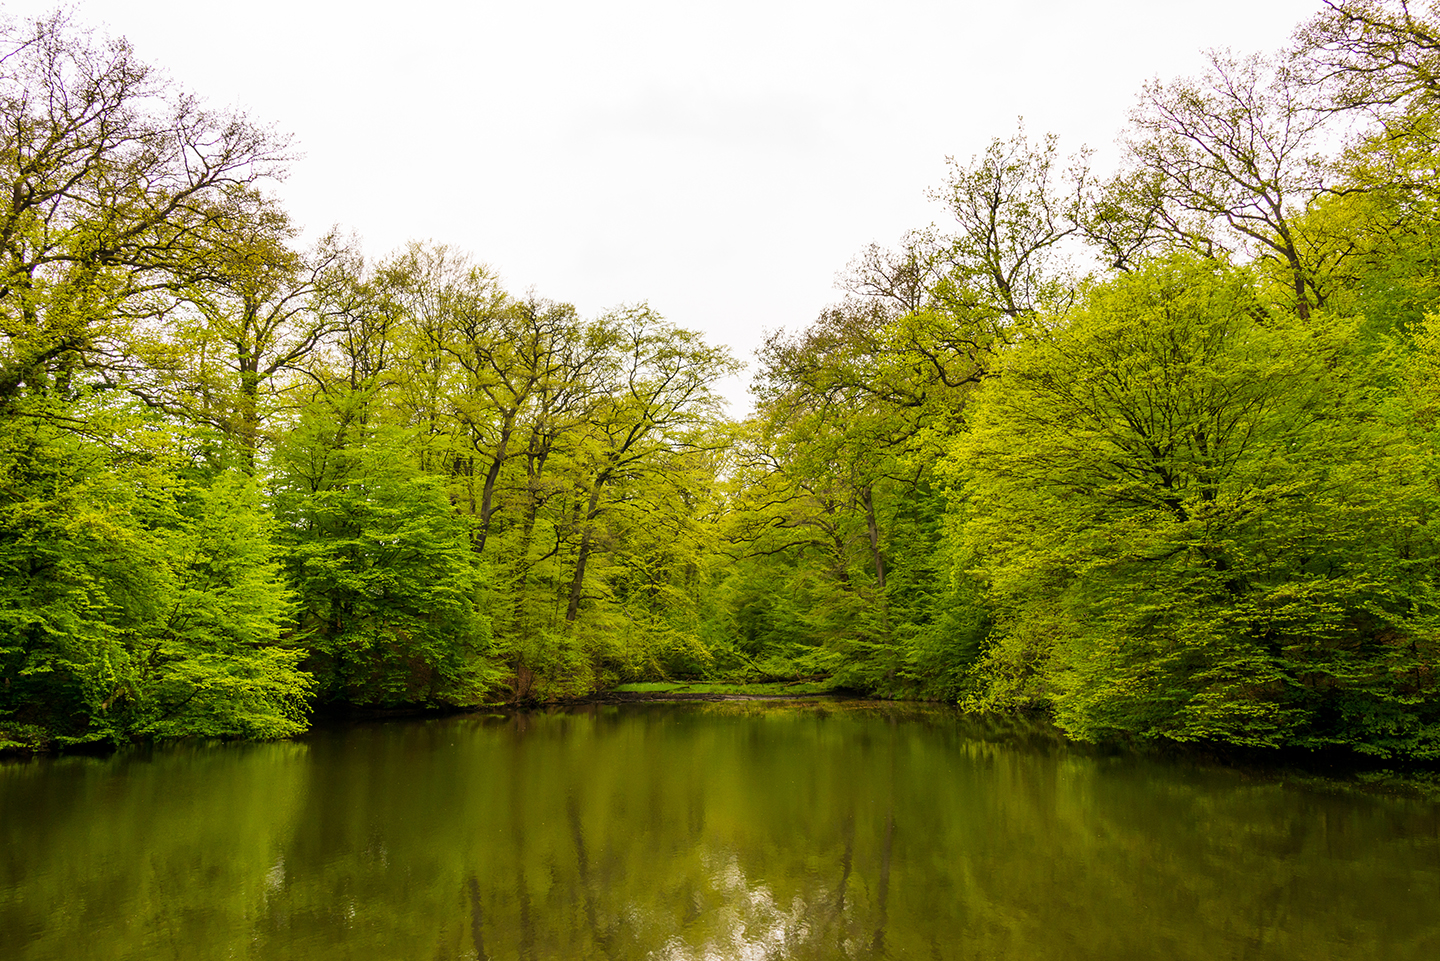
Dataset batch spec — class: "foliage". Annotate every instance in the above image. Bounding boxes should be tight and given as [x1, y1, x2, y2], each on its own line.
[0, 398, 309, 744]
[953, 258, 1440, 756]
[270, 389, 500, 707]
[0, 9, 287, 412]
[9, 2, 1440, 761]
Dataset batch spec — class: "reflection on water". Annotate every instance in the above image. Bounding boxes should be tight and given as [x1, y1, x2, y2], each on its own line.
[2, 702, 1439, 960]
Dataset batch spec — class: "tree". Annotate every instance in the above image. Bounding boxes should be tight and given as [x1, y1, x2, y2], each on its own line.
[367, 243, 504, 475]
[560, 306, 736, 624]
[954, 256, 1440, 755]
[0, 11, 322, 748]
[837, 231, 950, 315]
[1295, 0, 1440, 117]
[0, 10, 288, 410]
[481, 297, 607, 645]
[928, 124, 1082, 330]
[0, 400, 308, 746]
[1280, 165, 1440, 337]
[439, 287, 577, 555]
[270, 387, 500, 708]
[1287, 2, 1440, 334]
[135, 202, 352, 470]
[718, 294, 990, 695]
[716, 124, 1082, 693]
[1108, 52, 1334, 320]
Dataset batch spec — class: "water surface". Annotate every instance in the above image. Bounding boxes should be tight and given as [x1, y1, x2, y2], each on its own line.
[2, 701, 1437, 959]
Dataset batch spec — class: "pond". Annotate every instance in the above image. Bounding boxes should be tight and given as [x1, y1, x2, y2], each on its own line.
[2, 700, 1437, 960]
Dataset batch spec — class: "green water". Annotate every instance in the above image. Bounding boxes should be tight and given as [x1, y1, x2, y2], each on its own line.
[2, 701, 1437, 960]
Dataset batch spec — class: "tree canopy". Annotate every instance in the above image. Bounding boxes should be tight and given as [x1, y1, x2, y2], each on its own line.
[6, 2, 1440, 761]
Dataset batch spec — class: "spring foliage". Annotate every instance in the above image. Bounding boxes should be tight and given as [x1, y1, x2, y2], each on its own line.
[7, 2, 1440, 759]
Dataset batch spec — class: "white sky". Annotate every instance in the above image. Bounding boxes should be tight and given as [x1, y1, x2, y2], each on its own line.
[5, 0, 1323, 412]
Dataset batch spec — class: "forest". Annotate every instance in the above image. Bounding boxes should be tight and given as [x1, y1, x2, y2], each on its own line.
[4, 0, 1440, 759]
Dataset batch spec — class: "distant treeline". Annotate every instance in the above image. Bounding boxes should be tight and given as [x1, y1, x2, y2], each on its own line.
[5, 2, 1440, 759]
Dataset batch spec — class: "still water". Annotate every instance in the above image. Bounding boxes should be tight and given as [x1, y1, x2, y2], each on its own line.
[2, 700, 1438, 960]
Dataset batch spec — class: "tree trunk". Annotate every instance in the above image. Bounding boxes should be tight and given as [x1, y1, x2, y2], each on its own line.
[237, 352, 260, 474]
[475, 412, 515, 553]
[862, 485, 891, 637]
[862, 485, 887, 595]
[565, 481, 607, 622]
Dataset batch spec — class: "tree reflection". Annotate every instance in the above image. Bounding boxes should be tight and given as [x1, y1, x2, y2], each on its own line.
[3, 705, 1439, 960]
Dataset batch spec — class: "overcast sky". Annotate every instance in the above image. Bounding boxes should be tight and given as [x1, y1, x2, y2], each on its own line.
[6, 0, 1323, 411]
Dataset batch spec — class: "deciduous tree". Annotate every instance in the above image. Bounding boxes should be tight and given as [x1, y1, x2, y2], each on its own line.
[955, 256, 1440, 754]
[0, 10, 287, 410]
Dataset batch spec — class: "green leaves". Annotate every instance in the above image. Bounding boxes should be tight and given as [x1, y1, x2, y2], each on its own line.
[271, 392, 499, 707]
[0, 399, 309, 745]
[954, 256, 1440, 754]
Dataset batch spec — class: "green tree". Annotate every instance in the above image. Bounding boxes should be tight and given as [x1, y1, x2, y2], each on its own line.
[929, 124, 1083, 327]
[558, 306, 736, 626]
[134, 202, 352, 472]
[0, 11, 323, 748]
[0, 400, 308, 747]
[954, 256, 1440, 755]
[1105, 52, 1334, 319]
[720, 295, 988, 695]
[0, 10, 287, 411]
[270, 387, 500, 708]
[1295, 0, 1440, 119]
